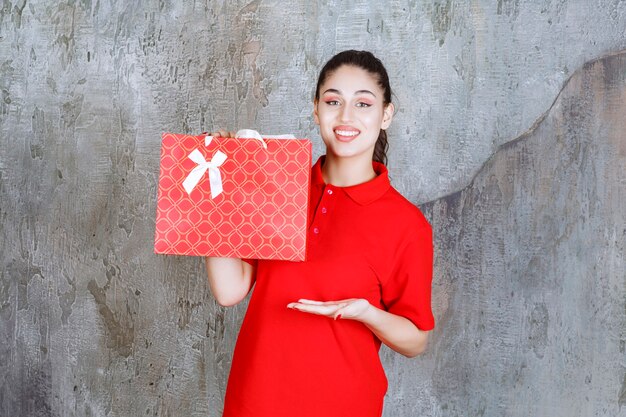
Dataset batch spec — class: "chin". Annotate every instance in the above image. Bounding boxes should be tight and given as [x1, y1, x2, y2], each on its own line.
[322, 138, 376, 161]
[326, 148, 372, 161]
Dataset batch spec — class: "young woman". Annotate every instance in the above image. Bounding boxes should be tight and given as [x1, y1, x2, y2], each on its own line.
[205, 50, 435, 417]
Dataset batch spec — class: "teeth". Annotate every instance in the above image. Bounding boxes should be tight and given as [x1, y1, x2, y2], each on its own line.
[335, 130, 359, 136]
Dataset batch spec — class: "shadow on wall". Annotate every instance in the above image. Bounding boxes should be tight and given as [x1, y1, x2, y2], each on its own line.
[419, 51, 626, 417]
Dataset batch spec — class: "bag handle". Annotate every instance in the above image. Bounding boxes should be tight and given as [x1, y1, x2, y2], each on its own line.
[203, 129, 297, 150]
[235, 129, 268, 149]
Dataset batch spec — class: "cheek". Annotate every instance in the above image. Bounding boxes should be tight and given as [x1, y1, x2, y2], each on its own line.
[362, 112, 384, 127]
[317, 112, 334, 128]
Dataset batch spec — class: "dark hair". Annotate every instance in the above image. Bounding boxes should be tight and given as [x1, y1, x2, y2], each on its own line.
[314, 50, 392, 165]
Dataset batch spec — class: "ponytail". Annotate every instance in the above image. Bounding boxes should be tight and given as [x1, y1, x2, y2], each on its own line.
[373, 130, 389, 166]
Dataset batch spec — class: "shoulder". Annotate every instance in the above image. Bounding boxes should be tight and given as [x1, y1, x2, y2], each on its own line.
[358, 185, 432, 260]
[378, 186, 431, 233]
[356, 184, 432, 281]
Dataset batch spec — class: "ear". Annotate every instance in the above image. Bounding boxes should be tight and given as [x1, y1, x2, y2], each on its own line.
[313, 100, 320, 125]
[381, 103, 394, 130]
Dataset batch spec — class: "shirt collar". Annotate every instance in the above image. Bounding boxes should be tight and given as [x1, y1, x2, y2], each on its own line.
[311, 155, 391, 205]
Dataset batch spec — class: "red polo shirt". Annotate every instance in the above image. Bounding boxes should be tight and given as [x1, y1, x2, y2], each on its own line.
[222, 156, 434, 417]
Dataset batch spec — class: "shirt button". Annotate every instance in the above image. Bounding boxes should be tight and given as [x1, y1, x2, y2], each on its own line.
[327, 189, 333, 195]
[321, 207, 327, 214]
[313, 227, 319, 234]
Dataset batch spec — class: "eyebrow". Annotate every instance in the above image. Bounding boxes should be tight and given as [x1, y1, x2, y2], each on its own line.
[322, 88, 377, 98]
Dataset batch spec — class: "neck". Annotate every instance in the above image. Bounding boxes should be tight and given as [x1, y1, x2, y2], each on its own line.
[321, 153, 377, 187]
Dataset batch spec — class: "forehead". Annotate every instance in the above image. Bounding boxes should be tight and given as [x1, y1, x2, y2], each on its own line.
[320, 65, 382, 95]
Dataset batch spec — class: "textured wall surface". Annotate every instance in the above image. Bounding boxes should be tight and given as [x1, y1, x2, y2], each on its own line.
[415, 51, 626, 417]
[0, 1, 625, 416]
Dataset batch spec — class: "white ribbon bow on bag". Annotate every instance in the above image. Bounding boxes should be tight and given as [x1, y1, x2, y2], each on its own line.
[182, 147, 227, 198]
[182, 130, 296, 198]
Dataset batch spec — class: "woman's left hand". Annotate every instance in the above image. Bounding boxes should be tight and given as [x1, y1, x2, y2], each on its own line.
[287, 298, 371, 321]
[288, 298, 429, 356]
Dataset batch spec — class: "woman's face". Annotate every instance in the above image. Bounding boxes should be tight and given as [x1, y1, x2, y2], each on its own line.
[314, 65, 394, 162]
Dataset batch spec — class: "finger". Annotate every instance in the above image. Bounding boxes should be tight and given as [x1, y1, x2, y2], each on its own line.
[295, 304, 336, 313]
[298, 299, 353, 306]
[297, 299, 324, 305]
[288, 303, 340, 316]
[334, 308, 346, 320]
[210, 129, 232, 138]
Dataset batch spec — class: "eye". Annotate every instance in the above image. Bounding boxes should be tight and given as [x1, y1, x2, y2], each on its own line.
[324, 100, 340, 106]
[355, 101, 372, 108]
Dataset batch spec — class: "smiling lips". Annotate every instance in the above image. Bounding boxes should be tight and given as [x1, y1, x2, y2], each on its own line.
[334, 125, 360, 142]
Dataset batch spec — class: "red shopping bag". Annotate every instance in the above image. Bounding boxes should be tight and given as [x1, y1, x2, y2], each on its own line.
[154, 131, 311, 261]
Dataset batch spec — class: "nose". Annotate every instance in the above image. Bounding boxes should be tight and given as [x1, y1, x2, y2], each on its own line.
[339, 104, 353, 122]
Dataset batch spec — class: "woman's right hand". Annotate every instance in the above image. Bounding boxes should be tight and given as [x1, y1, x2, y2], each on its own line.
[209, 129, 235, 138]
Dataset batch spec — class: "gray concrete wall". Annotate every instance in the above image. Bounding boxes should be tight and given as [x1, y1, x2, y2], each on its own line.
[0, 1, 624, 416]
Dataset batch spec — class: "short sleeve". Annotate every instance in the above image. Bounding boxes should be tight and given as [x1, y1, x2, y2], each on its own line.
[242, 258, 258, 268]
[381, 225, 435, 331]
[241, 258, 258, 286]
